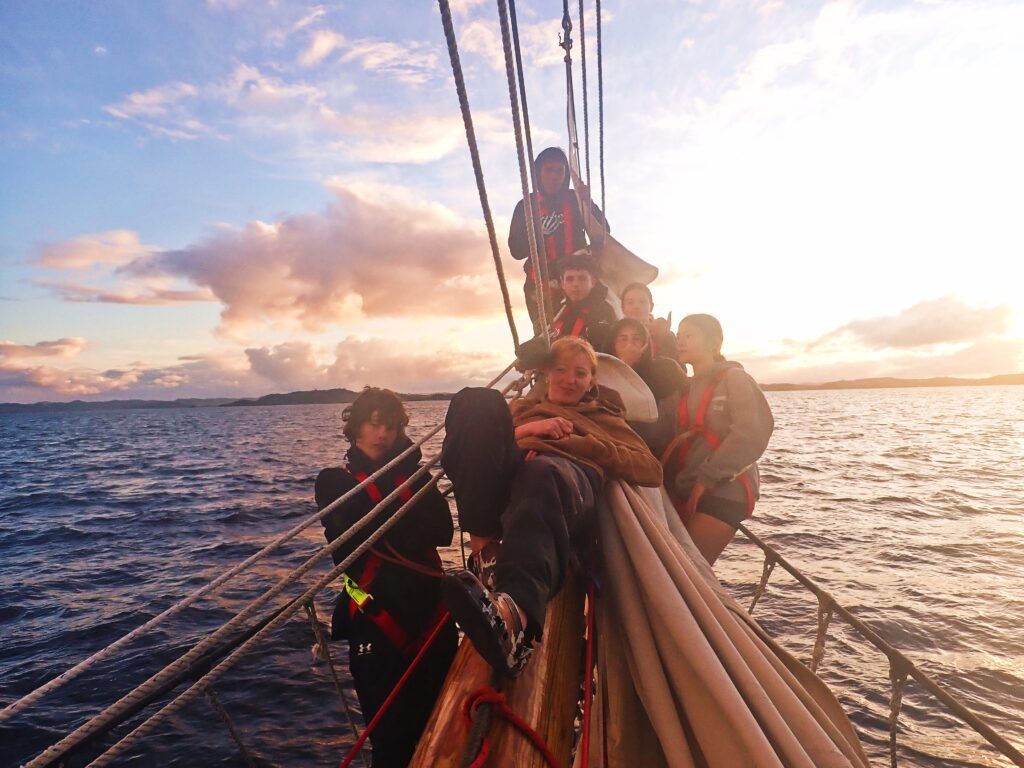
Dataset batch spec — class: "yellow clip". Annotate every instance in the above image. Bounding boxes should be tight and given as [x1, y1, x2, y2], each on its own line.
[339, 573, 372, 611]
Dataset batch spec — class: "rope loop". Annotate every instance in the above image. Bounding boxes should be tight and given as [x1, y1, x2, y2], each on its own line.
[748, 552, 777, 613]
[810, 594, 835, 673]
[462, 686, 560, 768]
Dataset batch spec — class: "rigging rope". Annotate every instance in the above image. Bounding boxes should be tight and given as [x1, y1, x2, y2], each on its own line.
[27, 369, 520, 768]
[577, 0, 591, 190]
[0, 358, 512, 727]
[595, 0, 605, 215]
[560, 1, 582, 178]
[495, 0, 551, 342]
[83, 471, 452, 768]
[205, 686, 258, 768]
[507, 0, 554, 322]
[462, 686, 560, 768]
[338, 610, 452, 768]
[437, 0, 520, 350]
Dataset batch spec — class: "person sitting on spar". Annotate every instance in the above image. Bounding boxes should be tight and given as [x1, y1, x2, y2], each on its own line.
[315, 387, 457, 768]
[620, 281, 677, 360]
[439, 337, 662, 676]
[663, 314, 775, 565]
[516, 251, 618, 370]
[509, 146, 608, 331]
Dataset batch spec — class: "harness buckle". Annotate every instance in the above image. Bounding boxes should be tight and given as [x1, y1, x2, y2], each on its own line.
[339, 573, 373, 611]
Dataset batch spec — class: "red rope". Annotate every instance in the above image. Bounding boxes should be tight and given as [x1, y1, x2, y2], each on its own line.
[338, 611, 451, 768]
[581, 580, 597, 768]
[462, 686, 560, 768]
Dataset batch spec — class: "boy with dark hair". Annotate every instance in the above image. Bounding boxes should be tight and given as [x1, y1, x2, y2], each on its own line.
[553, 252, 617, 353]
[315, 387, 456, 768]
[509, 146, 608, 330]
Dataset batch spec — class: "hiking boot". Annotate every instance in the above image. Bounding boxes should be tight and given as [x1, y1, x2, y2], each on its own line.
[441, 570, 533, 677]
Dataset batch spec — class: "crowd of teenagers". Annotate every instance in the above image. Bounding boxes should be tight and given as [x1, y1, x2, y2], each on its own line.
[314, 146, 774, 766]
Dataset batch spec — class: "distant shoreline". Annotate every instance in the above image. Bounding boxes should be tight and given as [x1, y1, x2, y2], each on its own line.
[2, 373, 1022, 413]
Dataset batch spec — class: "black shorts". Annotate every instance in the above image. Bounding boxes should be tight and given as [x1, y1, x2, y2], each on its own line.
[696, 494, 750, 528]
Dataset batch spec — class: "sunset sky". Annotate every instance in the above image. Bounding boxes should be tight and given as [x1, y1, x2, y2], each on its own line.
[2, 0, 1022, 403]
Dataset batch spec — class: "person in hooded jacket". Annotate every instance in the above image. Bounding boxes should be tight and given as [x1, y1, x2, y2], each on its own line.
[606, 317, 687, 456]
[315, 387, 457, 768]
[662, 314, 774, 565]
[509, 146, 608, 330]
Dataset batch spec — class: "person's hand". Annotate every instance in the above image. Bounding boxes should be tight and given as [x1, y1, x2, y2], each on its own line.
[530, 417, 574, 439]
[651, 316, 670, 335]
[685, 483, 707, 519]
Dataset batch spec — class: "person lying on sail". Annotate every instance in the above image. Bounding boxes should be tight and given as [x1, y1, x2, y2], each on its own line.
[515, 251, 617, 370]
[663, 314, 774, 565]
[606, 317, 687, 456]
[620, 281, 677, 360]
[439, 337, 662, 676]
[508, 146, 608, 331]
[315, 387, 457, 768]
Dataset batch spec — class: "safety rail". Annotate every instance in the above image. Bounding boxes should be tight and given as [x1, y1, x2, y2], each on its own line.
[736, 523, 1024, 768]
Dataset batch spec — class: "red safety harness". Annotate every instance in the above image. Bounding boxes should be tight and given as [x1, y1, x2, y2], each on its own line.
[660, 372, 756, 521]
[552, 304, 591, 339]
[346, 472, 447, 657]
[528, 194, 575, 280]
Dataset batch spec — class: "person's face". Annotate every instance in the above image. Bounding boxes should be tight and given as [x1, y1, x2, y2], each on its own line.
[561, 268, 594, 303]
[614, 328, 648, 368]
[539, 160, 566, 196]
[355, 409, 398, 462]
[676, 322, 710, 365]
[621, 288, 653, 323]
[547, 351, 596, 405]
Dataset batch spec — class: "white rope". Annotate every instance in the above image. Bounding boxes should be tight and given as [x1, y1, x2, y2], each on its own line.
[22, 368, 518, 767]
[810, 595, 834, 673]
[84, 470, 448, 767]
[496, 0, 550, 342]
[3, 359, 514, 727]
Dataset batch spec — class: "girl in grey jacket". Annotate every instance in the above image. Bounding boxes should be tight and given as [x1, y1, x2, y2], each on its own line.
[663, 314, 774, 564]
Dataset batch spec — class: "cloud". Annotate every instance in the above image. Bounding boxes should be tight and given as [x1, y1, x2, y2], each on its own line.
[36, 279, 216, 305]
[94, 45, 108, 57]
[340, 40, 439, 85]
[118, 181, 500, 336]
[217, 64, 322, 112]
[37, 229, 156, 269]
[0, 338, 88, 360]
[103, 82, 205, 140]
[813, 297, 1012, 350]
[458, 17, 565, 71]
[299, 29, 347, 67]
[244, 338, 504, 392]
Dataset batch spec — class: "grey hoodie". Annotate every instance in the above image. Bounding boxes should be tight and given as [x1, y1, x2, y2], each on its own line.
[670, 361, 774, 509]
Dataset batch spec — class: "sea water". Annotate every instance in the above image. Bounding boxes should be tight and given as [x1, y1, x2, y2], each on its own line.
[1, 386, 1022, 766]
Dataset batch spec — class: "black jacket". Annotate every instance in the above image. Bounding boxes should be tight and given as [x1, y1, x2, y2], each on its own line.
[508, 148, 607, 276]
[315, 439, 453, 640]
[556, 282, 618, 352]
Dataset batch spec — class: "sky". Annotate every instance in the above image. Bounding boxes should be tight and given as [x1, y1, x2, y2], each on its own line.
[1, 0, 1022, 403]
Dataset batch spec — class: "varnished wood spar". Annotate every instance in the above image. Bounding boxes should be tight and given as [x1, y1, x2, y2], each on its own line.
[410, 572, 586, 768]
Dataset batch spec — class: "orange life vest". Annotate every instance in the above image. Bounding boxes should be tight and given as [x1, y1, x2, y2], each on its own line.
[552, 303, 591, 339]
[660, 371, 756, 522]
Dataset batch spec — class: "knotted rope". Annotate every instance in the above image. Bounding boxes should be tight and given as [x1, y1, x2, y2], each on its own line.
[462, 686, 560, 768]
[748, 550, 777, 613]
[810, 594, 834, 673]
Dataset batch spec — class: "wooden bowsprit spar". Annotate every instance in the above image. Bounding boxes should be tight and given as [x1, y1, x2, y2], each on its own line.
[410, 573, 585, 768]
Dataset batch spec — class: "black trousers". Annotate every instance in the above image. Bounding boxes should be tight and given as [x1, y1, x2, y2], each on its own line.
[348, 614, 458, 768]
[441, 388, 598, 636]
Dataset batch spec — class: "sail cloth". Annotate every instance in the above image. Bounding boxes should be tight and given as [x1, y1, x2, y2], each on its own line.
[580, 483, 870, 767]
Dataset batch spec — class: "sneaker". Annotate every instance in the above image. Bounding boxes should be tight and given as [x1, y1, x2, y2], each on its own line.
[467, 542, 500, 591]
[441, 570, 533, 677]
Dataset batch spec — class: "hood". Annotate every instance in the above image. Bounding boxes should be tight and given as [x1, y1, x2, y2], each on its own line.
[534, 146, 570, 194]
[345, 435, 420, 475]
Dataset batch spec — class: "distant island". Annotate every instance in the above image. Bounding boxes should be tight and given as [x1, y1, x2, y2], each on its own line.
[761, 372, 1024, 392]
[2, 373, 1022, 414]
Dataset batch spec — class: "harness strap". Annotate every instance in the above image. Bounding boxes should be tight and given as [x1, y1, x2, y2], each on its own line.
[530, 193, 575, 279]
[663, 370, 756, 517]
[552, 303, 591, 339]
